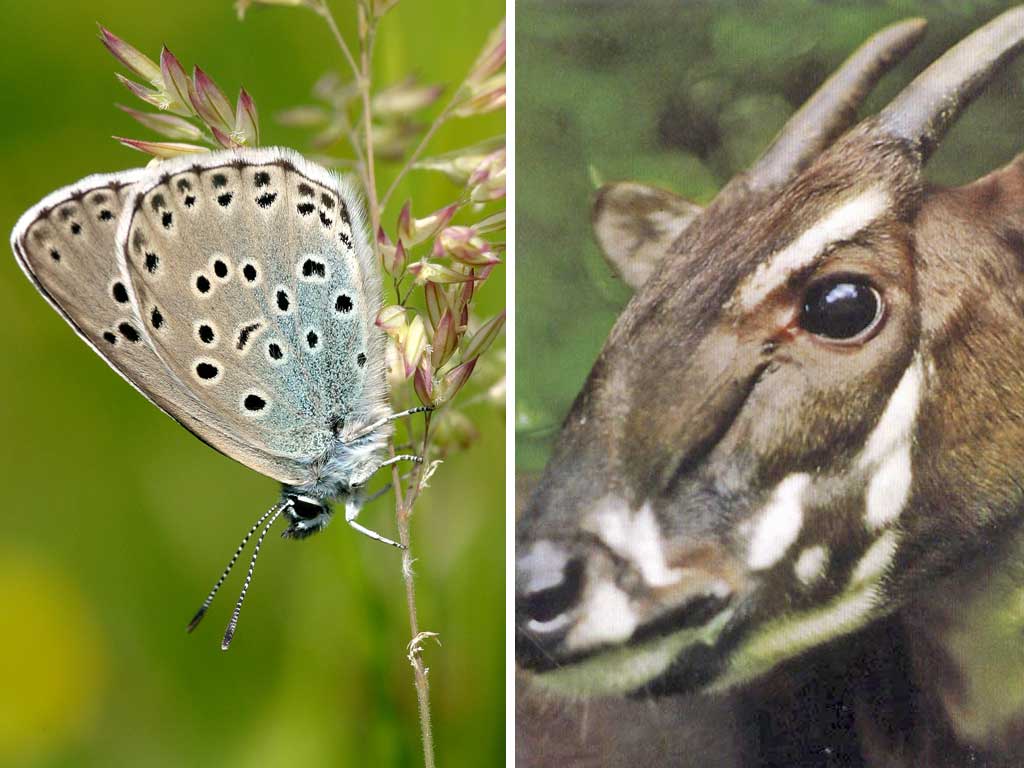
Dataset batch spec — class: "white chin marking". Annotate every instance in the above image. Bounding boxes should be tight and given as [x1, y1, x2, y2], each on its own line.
[534, 608, 735, 698]
[859, 356, 923, 530]
[565, 580, 638, 651]
[739, 186, 891, 310]
[585, 497, 684, 588]
[747, 473, 810, 570]
[794, 545, 829, 586]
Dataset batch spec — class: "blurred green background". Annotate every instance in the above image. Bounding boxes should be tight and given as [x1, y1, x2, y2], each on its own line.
[517, 0, 1024, 472]
[0, 1, 503, 767]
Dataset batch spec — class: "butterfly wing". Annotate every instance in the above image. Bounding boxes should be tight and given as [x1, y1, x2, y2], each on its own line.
[116, 147, 389, 483]
[11, 167, 313, 486]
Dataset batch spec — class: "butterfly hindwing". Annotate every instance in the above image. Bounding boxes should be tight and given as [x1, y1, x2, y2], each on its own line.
[117, 147, 388, 478]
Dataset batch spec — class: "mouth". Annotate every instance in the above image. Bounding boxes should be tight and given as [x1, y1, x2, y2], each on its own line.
[523, 605, 737, 697]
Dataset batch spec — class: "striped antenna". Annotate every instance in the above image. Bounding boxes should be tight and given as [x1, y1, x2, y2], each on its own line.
[221, 503, 288, 651]
[186, 500, 288, 634]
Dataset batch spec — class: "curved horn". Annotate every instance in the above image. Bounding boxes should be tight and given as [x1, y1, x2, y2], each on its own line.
[878, 6, 1024, 161]
[747, 18, 927, 193]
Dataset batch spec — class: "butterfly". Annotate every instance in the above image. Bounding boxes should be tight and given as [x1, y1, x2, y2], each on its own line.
[10, 147, 429, 649]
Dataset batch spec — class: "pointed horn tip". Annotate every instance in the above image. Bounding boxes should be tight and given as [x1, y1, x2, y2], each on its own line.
[220, 630, 235, 651]
[186, 607, 207, 633]
[878, 6, 1024, 154]
[889, 17, 927, 36]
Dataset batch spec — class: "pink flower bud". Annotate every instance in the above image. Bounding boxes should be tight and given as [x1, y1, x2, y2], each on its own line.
[116, 104, 202, 140]
[113, 137, 208, 159]
[373, 77, 444, 116]
[454, 77, 505, 118]
[401, 315, 428, 378]
[234, 88, 260, 145]
[375, 305, 407, 338]
[423, 282, 447, 331]
[434, 227, 501, 266]
[436, 358, 478, 403]
[408, 261, 480, 285]
[191, 67, 234, 133]
[431, 310, 459, 368]
[159, 48, 193, 116]
[382, 239, 408, 277]
[99, 26, 161, 85]
[466, 20, 506, 86]
[461, 310, 505, 362]
[413, 363, 435, 406]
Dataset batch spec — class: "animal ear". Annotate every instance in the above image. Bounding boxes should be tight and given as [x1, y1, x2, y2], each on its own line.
[592, 182, 702, 290]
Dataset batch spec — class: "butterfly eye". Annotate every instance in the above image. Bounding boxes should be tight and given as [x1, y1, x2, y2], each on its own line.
[799, 277, 883, 342]
[291, 497, 324, 520]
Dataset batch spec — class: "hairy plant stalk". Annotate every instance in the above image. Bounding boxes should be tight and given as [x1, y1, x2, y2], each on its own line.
[318, 3, 437, 765]
[358, 15, 381, 254]
[392, 411, 437, 768]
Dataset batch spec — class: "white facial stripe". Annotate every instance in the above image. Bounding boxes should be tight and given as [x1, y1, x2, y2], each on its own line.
[850, 529, 899, 586]
[585, 498, 684, 588]
[747, 473, 811, 570]
[794, 545, 829, 586]
[713, 581, 884, 692]
[739, 186, 891, 310]
[565, 580, 638, 651]
[717, 523, 900, 692]
[865, 450, 913, 530]
[858, 357, 923, 530]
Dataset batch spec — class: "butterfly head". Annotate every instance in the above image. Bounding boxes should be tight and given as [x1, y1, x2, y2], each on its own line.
[281, 493, 333, 539]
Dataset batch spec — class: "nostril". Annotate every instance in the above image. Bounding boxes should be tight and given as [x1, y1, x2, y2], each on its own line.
[516, 541, 584, 626]
[522, 562, 582, 623]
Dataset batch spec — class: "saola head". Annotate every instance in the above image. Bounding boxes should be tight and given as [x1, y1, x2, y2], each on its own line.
[516, 8, 1024, 696]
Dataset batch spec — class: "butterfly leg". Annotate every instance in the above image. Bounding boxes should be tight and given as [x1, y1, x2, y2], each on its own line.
[344, 497, 405, 549]
[347, 406, 435, 441]
[380, 454, 424, 469]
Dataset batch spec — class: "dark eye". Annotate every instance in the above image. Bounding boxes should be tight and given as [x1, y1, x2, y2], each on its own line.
[800, 278, 882, 341]
[291, 497, 323, 520]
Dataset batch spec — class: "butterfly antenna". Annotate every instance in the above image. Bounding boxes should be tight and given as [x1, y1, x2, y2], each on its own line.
[186, 501, 288, 633]
[221, 503, 288, 651]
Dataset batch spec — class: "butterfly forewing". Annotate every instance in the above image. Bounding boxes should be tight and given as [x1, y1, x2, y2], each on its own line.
[118, 148, 388, 481]
[9, 172, 261, 467]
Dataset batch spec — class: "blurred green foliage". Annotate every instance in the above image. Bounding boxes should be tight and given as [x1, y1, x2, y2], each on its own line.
[0, 1, 503, 767]
[517, 0, 1024, 471]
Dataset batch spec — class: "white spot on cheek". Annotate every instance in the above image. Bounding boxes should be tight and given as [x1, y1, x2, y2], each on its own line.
[585, 498, 684, 588]
[739, 186, 891, 310]
[794, 545, 829, 586]
[858, 357, 923, 530]
[565, 581, 638, 651]
[747, 473, 811, 570]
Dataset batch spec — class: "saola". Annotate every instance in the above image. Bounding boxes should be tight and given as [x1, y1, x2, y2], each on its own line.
[516, 8, 1024, 765]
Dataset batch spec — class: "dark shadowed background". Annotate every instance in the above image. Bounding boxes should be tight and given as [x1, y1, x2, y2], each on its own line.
[0, 1, 504, 766]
